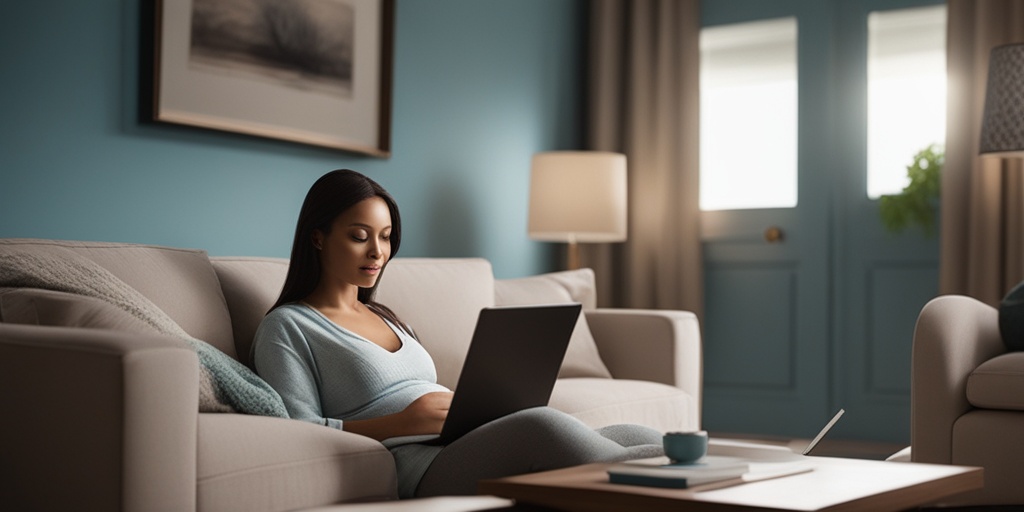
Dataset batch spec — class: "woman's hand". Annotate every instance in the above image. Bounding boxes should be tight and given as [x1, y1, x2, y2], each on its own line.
[341, 391, 453, 441]
[398, 391, 453, 434]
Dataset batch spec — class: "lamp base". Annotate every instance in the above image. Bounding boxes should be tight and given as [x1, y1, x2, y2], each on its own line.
[566, 241, 580, 271]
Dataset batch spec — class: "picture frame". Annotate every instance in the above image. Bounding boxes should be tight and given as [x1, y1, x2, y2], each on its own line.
[152, 0, 394, 157]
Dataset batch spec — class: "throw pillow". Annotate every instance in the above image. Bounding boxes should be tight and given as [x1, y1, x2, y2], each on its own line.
[0, 288, 232, 412]
[1000, 280, 1024, 351]
[2, 287, 160, 331]
[494, 269, 612, 379]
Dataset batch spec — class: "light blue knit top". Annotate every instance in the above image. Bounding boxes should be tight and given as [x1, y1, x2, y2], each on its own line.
[252, 303, 450, 497]
[252, 303, 450, 427]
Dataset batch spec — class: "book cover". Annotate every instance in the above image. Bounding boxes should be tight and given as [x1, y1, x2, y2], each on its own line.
[607, 456, 749, 489]
[608, 457, 815, 490]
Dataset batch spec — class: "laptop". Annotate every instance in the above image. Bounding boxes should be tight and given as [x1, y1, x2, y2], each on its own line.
[387, 303, 582, 447]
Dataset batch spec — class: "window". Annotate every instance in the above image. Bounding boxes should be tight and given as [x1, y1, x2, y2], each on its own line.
[700, 17, 798, 211]
[866, 5, 946, 198]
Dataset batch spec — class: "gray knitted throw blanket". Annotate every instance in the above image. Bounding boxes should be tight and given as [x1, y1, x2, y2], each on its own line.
[0, 246, 289, 418]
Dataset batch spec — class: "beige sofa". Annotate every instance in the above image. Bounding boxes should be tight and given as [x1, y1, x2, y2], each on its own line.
[0, 239, 701, 511]
[912, 295, 1024, 506]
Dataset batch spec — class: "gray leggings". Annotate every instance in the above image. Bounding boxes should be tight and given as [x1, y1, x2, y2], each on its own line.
[414, 407, 664, 497]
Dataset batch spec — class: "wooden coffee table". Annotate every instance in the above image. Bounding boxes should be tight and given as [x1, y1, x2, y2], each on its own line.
[479, 441, 982, 512]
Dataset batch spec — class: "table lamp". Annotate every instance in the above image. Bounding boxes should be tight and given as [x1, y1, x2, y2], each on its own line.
[980, 43, 1024, 157]
[528, 151, 627, 270]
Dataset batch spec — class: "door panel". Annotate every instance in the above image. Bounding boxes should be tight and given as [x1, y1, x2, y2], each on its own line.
[700, 0, 834, 440]
[699, 0, 942, 444]
[700, 208, 829, 439]
[704, 264, 797, 389]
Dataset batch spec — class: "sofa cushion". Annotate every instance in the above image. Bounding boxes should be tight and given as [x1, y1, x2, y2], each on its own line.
[549, 378, 696, 433]
[197, 414, 397, 511]
[210, 257, 289, 369]
[967, 352, 1024, 411]
[0, 239, 236, 358]
[374, 258, 496, 390]
[495, 269, 612, 379]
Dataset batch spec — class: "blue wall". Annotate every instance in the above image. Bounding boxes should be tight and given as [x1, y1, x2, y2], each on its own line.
[0, 0, 584, 278]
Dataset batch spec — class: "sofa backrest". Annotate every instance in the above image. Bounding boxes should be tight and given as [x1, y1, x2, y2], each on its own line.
[0, 239, 237, 358]
[210, 256, 289, 369]
[2, 240, 604, 389]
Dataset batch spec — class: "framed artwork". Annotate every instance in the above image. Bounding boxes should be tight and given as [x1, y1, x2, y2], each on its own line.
[152, 0, 394, 157]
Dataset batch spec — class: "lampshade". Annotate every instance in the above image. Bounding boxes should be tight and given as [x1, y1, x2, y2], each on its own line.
[528, 151, 627, 243]
[980, 43, 1024, 157]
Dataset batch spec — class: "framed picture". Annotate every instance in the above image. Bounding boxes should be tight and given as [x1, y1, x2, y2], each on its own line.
[152, 0, 394, 157]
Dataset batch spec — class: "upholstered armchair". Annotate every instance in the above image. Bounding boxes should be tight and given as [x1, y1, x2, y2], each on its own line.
[912, 295, 1024, 505]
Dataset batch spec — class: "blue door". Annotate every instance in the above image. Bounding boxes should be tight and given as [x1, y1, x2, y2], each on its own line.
[699, 0, 943, 444]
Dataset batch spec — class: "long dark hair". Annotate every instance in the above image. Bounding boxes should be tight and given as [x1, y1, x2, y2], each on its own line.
[270, 169, 410, 334]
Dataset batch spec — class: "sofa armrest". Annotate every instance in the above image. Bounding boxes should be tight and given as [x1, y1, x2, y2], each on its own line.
[911, 295, 1005, 465]
[0, 323, 200, 511]
[584, 309, 702, 422]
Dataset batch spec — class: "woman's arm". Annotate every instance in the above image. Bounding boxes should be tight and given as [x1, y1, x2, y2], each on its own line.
[342, 391, 453, 441]
[253, 317, 343, 428]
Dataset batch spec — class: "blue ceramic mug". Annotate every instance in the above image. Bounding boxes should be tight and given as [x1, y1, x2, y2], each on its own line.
[663, 430, 708, 463]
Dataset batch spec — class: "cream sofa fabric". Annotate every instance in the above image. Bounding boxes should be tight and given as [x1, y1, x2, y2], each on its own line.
[549, 378, 696, 432]
[0, 238, 702, 511]
[495, 268, 612, 379]
[211, 257, 291, 369]
[196, 414, 396, 511]
[967, 352, 1024, 410]
[0, 322, 200, 511]
[586, 309, 703, 423]
[912, 295, 1024, 506]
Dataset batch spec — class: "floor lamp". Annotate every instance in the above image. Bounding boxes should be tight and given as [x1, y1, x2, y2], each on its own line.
[527, 151, 628, 270]
[980, 43, 1024, 334]
[980, 43, 1024, 157]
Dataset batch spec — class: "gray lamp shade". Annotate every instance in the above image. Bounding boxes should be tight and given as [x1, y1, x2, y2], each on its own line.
[528, 151, 628, 243]
[980, 43, 1024, 156]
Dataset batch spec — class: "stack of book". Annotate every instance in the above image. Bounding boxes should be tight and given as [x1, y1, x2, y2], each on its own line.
[607, 456, 750, 489]
[608, 454, 814, 490]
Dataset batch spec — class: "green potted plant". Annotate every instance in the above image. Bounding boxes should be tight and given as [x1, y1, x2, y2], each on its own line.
[878, 144, 944, 236]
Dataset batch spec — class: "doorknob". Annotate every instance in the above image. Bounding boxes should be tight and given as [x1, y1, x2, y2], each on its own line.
[764, 226, 784, 243]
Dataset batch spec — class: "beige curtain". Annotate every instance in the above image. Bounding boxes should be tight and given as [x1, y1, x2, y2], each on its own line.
[582, 0, 703, 321]
[943, 0, 1024, 306]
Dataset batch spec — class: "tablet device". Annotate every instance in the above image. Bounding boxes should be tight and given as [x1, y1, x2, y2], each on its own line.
[802, 408, 846, 456]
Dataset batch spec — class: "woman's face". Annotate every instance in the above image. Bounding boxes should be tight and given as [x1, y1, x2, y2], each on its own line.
[315, 196, 392, 290]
